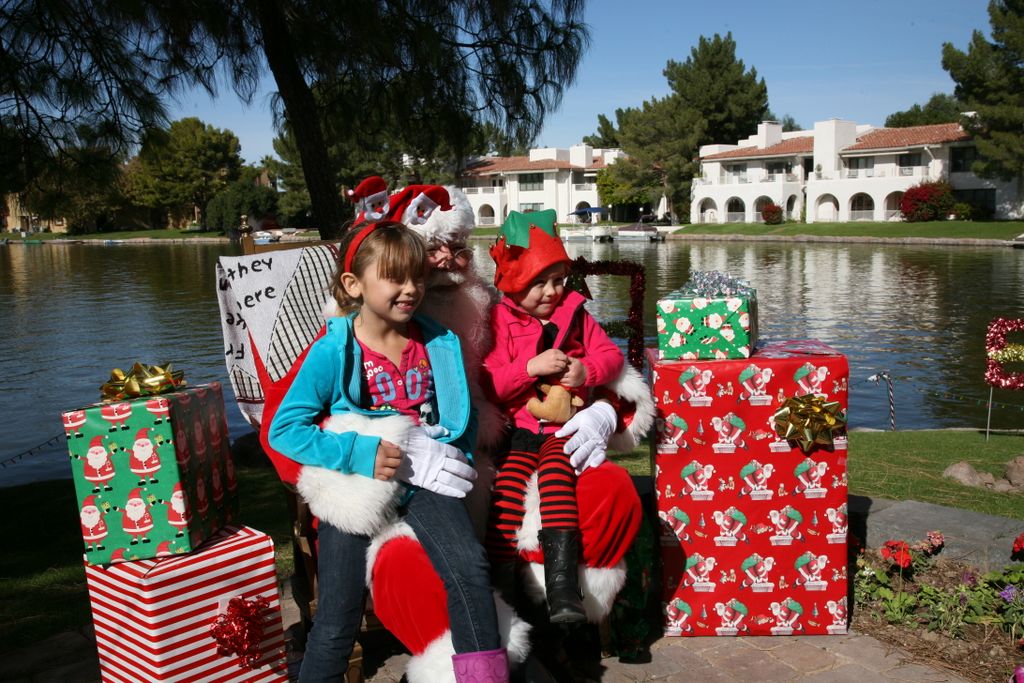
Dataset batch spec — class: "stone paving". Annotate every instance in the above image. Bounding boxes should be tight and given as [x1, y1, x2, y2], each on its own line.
[3, 493, 1012, 682]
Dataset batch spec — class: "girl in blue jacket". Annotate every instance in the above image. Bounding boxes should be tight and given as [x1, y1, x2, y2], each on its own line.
[269, 221, 507, 682]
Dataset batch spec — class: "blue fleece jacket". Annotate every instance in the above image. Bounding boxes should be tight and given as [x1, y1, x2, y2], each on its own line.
[267, 313, 476, 479]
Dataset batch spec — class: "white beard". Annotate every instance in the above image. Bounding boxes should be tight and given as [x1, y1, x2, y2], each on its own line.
[125, 500, 146, 521]
[134, 442, 153, 460]
[170, 495, 185, 514]
[81, 507, 100, 527]
[86, 448, 108, 469]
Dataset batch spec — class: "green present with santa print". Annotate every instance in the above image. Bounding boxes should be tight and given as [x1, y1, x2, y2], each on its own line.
[62, 379, 238, 565]
[656, 271, 758, 360]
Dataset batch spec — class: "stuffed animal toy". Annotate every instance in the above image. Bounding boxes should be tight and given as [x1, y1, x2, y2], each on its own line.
[526, 384, 584, 424]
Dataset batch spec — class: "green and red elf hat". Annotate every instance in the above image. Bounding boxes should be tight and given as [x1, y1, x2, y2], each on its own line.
[489, 209, 571, 294]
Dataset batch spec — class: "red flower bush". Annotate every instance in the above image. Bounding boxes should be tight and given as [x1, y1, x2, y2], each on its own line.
[900, 181, 955, 222]
[881, 540, 913, 569]
[1012, 531, 1024, 561]
[760, 203, 784, 225]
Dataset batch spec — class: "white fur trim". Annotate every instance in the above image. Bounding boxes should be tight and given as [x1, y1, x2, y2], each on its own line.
[520, 560, 627, 623]
[404, 596, 531, 683]
[296, 413, 414, 537]
[606, 364, 656, 453]
[365, 521, 417, 586]
[406, 631, 456, 683]
[414, 187, 475, 245]
[321, 295, 341, 320]
[515, 473, 541, 553]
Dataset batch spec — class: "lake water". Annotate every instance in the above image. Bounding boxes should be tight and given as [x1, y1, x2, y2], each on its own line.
[2, 238, 1022, 487]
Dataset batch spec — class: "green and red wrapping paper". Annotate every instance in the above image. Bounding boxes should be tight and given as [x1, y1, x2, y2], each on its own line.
[63, 383, 239, 565]
[648, 340, 849, 636]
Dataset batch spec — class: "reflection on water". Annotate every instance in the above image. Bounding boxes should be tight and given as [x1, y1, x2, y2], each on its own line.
[1, 239, 1022, 486]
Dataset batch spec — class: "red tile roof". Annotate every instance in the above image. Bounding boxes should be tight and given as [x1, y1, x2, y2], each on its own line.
[463, 155, 606, 175]
[842, 122, 969, 152]
[702, 136, 814, 160]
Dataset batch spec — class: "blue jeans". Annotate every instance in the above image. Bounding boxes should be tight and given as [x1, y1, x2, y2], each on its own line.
[298, 522, 368, 682]
[404, 489, 501, 653]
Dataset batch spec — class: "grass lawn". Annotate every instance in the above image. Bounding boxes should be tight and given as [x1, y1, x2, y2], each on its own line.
[2, 429, 1020, 652]
[674, 220, 1024, 240]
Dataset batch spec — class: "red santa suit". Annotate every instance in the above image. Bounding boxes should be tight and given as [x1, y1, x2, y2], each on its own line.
[80, 495, 108, 550]
[165, 483, 190, 535]
[100, 402, 133, 430]
[129, 428, 161, 481]
[122, 488, 154, 541]
[82, 436, 115, 490]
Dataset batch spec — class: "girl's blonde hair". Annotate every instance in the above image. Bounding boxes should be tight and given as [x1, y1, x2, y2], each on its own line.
[331, 221, 428, 314]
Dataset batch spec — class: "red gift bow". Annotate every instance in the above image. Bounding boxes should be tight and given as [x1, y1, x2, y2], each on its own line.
[209, 595, 270, 669]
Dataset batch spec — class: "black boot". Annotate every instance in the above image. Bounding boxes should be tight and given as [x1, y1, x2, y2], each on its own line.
[538, 529, 586, 624]
[491, 561, 519, 607]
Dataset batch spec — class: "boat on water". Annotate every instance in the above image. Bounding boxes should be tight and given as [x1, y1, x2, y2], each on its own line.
[616, 222, 666, 243]
[102, 239, 124, 245]
[561, 223, 616, 243]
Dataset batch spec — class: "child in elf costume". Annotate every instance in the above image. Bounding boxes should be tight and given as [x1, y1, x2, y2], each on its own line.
[480, 209, 625, 623]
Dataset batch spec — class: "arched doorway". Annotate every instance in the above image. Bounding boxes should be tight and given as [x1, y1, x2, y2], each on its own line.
[698, 198, 717, 224]
[478, 204, 495, 226]
[849, 193, 875, 221]
[574, 201, 592, 223]
[726, 197, 745, 223]
[884, 191, 904, 221]
[754, 196, 773, 222]
[786, 194, 798, 220]
[815, 194, 839, 222]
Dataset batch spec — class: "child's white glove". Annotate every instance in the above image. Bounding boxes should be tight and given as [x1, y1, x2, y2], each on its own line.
[555, 401, 617, 474]
[398, 425, 478, 498]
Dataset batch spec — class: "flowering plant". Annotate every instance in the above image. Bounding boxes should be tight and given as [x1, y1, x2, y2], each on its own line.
[1012, 531, 1024, 562]
[881, 540, 913, 569]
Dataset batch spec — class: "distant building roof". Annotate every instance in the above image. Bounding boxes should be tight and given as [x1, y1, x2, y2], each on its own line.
[463, 155, 608, 175]
[842, 122, 970, 152]
[702, 136, 814, 161]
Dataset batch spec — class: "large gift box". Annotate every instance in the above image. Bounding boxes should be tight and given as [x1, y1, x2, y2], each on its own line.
[84, 525, 288, 682]
[648, 341, 849, 636]
[656, 272, 758, 360]
[63, 382, 239, 565]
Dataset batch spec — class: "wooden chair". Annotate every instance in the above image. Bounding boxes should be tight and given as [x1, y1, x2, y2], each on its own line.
[222, 233, 648, 681]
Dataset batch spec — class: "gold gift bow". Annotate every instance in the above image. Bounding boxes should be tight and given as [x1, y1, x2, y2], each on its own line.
[772, 394, 847, 453]
[100, 362, 185, 400]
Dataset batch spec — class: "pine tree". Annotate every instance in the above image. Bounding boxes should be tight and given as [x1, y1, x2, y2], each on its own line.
[942, 0, 1024, 182]
[885, 94, 965, 128]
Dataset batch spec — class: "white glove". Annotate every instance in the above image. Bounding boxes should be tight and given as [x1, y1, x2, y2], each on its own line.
[397, 426, 478, 498]
[555, 401, 617, 474]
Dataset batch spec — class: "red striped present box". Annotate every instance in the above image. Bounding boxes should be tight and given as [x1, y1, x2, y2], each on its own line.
[84, 525, 288, 682]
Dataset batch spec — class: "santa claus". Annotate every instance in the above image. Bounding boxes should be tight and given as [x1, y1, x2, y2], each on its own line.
[794, 458, 828, 494]
[80, 495, 108, 552]
[63, 410, 87, 439]
[739, 554, 775, 589]
[680, 461, 714, 496]
[682, 553, 716, 587]
[121, 488, 154, 544]
[146, 396, 171, 424]
[164, 483, 190, 536]
[664, 599, 692, 634]
[769, 598, 804, 632]
[81, 435, 115, 492]
[129, 428, 161, 484]
[739, 460, 773, 496]
[255, 183, 653, 682]
[100, 402, 133, 431]
[793, 552, 829, 586]
[794, 363, 829, 395]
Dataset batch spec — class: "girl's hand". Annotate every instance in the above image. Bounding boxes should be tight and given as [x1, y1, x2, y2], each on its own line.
[560, 357, 587, 388]
[375, 440, 402, 480]
[527, 349, 569, 378]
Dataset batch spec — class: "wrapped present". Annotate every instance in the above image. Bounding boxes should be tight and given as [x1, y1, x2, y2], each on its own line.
[63, 381, 238, 565]
[647, 341, 849, 636]
[656, 271, 758, 360]
[84, 525, 287, 682]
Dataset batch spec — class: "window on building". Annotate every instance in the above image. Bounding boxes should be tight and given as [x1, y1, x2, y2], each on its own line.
[950, 146, 978, 173]
[519, 173, 544, 191]
[846, 156, 875, 178]
[491, 178, 505, 187]
[766, 161, 790, 175]
[519, 202, 544, 213]
[953, 188, 996, 217]
[898, 152, 922, 176]
[571, 171, 586, 185]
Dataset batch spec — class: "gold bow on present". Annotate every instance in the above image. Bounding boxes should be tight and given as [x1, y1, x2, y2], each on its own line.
[772, 394, 846, 453]
[100, 362, 186, 400]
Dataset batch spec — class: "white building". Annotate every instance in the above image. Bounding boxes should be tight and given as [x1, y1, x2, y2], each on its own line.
[691, 119, 1022, 224]
[457, 144, 626, 225]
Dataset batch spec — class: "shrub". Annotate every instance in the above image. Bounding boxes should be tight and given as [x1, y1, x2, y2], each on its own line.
[900, 181, 955, 222]
[761, 203, 784, 224]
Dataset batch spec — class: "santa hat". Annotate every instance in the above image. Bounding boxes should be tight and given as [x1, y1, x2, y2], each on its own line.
[172, 482, 183, 496]
[135, 428, 149, 441]
[82, 495, 98, 509]
[156, 541, 173, 557]
[386, 185, 452, 227]
[412, 187, 474, 245]
[127, 487, 143, 501]
[347, 176, 390, 222]
[489, 209, 570, 294]
[89, 435, 104, 449]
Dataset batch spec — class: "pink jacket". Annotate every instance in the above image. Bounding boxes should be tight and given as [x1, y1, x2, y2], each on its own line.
[481, 290, 625, 433]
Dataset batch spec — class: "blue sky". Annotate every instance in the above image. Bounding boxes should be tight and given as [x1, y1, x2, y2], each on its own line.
[167, 1, 992, 164]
